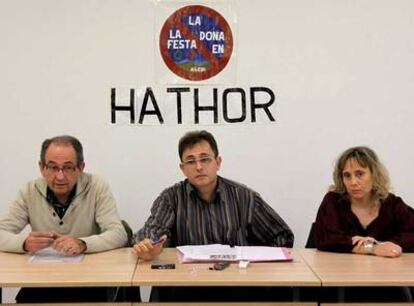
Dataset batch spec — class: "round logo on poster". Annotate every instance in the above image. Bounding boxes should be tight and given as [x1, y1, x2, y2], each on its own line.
[159, 5, 233, 81]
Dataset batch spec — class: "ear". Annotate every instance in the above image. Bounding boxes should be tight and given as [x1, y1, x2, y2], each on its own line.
[38, 161, 45, 174]
[78, 162, 85, 172]
[179, 162, 184, 173]
[216, 156, 222, 170]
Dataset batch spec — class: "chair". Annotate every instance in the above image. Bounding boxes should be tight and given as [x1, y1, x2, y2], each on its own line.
[305, 222, 316, 248]
[121, 219, 133, 245]
[113, 220, 141, 302]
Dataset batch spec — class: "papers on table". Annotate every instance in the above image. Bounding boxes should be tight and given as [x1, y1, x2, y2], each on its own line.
[177, 244, 292, 263]
[29, 247, 84, 263]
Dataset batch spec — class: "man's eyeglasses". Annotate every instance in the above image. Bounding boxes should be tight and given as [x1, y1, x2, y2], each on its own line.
[182, 156, 215, 167]
[44, 163, 78, 174]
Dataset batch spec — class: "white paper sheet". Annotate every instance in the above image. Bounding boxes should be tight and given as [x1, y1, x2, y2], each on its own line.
[29, 247, 84, 263]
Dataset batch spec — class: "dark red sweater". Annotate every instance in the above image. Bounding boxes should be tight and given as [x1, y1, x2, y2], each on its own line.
[314, 192, 414, 252]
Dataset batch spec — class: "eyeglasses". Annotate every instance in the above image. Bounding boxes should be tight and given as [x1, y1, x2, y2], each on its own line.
[44, 163, 78, 174]
[182, 156, 215, 167]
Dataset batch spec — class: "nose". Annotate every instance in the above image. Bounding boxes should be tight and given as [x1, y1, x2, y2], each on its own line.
[195, 160, 204, 170]
[55, 169, 66, 179]
[350, 175, 358, 185]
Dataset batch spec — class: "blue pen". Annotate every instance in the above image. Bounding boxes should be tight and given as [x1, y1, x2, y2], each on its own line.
[151, 237, 166, 246]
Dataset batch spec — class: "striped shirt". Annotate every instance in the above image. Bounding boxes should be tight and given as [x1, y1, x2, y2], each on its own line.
[133, 176, 294, 247]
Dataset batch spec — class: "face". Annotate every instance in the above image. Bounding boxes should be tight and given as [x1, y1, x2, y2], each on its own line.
[342, 158, 373, 203]
[39, 143, 84, 200]
[179, 140, 222, 191]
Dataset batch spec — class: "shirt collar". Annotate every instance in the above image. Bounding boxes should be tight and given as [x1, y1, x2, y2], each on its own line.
[185, 176, 223, 203]
[46, 184, 77, 207]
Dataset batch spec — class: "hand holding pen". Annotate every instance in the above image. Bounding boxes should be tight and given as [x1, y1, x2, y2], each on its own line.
[23, 231, 86, 255]
[23, 231, 56, 253]
[133, 234, 167, 261]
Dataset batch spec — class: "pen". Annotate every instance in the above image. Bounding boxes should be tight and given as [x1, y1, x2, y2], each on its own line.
[151, 237, 166, 246]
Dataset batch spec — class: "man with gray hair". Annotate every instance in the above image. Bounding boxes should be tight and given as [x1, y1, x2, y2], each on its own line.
[0, 135, 128, 302]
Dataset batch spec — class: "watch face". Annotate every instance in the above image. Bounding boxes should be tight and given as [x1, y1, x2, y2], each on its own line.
[363, 241, 375, 254]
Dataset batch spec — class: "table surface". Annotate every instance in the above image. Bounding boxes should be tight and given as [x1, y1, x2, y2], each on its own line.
[132, 248, 320, 287]
[3, 247, 414, 289]
[299, 248, 414, 286]
[0, 248, 138, 287]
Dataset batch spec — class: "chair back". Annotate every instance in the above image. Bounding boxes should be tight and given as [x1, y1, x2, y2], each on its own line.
[305, 222, 316, 248]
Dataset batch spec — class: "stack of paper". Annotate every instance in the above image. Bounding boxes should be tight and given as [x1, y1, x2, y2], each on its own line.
[176, 244, 292, 263]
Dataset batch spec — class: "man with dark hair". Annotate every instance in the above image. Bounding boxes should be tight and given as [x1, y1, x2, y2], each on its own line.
[132, 130, 294, 301]
[0, 135, 128, 302]
[178, 130, 219, 159]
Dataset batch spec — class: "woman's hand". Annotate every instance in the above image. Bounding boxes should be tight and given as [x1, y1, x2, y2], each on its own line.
[351, 235, 377, 250]
[374, 241, 402, 257]
[352, 235, 402, 257]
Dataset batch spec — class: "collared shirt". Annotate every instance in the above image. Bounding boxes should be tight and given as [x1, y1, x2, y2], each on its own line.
[134, 176, 294, 247]
[46, 186, 77, 219]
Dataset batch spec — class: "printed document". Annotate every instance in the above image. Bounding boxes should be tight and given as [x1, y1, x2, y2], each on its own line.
[177, 244, 292, 263]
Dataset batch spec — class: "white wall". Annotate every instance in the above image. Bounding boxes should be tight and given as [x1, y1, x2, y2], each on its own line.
[1, 0, 414, 254]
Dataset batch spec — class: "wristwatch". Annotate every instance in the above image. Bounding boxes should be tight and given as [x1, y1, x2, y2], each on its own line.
[363, 240, 376, 254]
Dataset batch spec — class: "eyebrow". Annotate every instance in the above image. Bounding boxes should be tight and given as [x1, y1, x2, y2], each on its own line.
[46, 161, 77, 165]
[183, 153, 211, 159]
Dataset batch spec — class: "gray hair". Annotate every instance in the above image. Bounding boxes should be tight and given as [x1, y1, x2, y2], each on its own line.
[40, 135, 84, 166]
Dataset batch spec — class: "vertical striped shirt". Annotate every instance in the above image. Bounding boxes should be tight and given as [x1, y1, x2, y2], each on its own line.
[133, 176, 294, 247]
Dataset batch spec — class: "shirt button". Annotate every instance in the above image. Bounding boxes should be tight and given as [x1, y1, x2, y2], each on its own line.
[59, 221, 64, 226]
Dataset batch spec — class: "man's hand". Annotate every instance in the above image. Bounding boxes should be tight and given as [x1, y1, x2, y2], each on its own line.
[24, 231, 55, 253]
[133, 235, 167, 261]
[52, 234, 87, 255]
